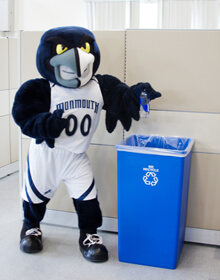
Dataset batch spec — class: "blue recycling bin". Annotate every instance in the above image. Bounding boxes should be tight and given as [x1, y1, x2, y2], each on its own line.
[116, 135, 194, 269]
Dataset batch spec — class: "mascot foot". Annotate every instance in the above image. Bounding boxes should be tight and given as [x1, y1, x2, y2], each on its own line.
[20, 227, 43, 253]
[80, 233, 108, 262]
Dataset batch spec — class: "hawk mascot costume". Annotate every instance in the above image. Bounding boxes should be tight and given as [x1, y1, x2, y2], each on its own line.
[12, 26, 161, 262]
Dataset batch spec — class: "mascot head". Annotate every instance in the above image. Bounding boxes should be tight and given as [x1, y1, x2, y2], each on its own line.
[36, 26, 100, 88]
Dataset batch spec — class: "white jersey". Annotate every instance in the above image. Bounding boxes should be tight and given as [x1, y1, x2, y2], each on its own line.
[49, 77, 104, 153]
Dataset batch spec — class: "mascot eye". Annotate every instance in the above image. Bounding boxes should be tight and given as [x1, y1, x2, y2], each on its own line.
[56, 44, 68, 55]
[80, 42, 90, 53]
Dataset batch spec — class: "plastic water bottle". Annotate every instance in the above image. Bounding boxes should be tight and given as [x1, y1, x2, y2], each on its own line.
[140, 91, 150, 119]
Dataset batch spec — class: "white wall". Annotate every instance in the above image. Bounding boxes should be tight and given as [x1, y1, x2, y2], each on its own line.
[0, 37, 19, 178]
[16, 0, 88, 31]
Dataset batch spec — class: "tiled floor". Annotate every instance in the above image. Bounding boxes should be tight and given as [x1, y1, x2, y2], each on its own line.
[1, 172, 220, 280]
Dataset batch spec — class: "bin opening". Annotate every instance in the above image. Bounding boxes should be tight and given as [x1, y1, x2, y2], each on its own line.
[127, 135, 190, 151]
[116, 135, 194, 156]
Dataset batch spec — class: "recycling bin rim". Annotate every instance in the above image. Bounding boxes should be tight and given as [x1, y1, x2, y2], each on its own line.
[115, 134, 194, 157]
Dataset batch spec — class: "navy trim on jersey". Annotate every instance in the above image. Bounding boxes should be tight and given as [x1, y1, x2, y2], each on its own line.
[26, 155, 50, 203]
[78, 179, 95, 201]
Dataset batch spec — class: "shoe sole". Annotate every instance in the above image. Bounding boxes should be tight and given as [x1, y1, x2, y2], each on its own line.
[80, 247, 108, 263]
[20, 245, 42, 254]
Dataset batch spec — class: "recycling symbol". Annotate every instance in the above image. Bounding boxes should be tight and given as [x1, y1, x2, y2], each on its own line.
[143, 172, 159, 187]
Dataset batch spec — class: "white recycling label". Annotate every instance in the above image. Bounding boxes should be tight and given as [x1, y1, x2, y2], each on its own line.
[143, 165, 159, 187]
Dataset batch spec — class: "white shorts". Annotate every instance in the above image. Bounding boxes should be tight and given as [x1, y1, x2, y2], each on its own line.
[21, 141, 97, 204]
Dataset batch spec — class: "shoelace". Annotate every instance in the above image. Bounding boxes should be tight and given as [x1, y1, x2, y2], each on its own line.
[83, 234, 103, 248]
[25, 228, 42, 237]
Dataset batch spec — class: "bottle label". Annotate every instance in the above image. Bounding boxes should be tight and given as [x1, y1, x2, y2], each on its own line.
[140, 92, 150, 118]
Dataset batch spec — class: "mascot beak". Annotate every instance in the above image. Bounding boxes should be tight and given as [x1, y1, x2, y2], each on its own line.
[77, 48, 95, 84]
[50, 47, 95, 88]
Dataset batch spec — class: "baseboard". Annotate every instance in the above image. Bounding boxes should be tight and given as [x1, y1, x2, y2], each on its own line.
[42, 209, 118, 232]
[0, 161, 19, 178]
[43, 209, 220, 246]
[185, 227, 220, 246]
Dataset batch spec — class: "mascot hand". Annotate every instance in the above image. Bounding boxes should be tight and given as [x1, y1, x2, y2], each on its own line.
[45, 109, 68, 139]
[133, 82, 161, 100]
[128, 82, 161, 122]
